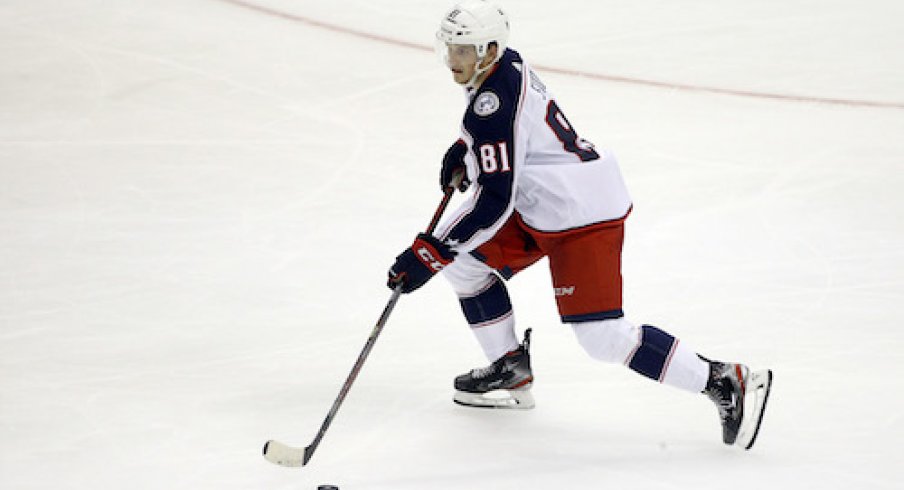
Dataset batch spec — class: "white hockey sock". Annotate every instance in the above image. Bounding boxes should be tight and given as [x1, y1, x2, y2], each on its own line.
[471, 312, 519, 361]
[453, 275, 520, 361]
[659, 340, 709, 393]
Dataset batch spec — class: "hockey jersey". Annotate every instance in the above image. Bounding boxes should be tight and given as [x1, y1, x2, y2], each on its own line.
[436, 49, 632, 254]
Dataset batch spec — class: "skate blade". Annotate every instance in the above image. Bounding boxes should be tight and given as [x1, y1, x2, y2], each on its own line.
[735, 369, 773, 450]
[453, 386, 535, 410]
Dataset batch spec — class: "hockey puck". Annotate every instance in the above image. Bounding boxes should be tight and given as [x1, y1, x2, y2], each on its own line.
[317, 486, 338, 490]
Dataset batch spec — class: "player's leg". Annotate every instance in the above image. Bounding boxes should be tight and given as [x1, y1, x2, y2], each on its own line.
[442, 253, 518, 361]
[537, 220, 707, 390]
[442, 255, 535, 409]
[441, 214, 544, 409]
[543, 221, 771, 447]
[570, 319, 709, 393]
[570, 318, 774, 447]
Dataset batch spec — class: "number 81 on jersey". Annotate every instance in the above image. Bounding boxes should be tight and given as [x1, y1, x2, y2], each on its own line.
[478, 141, 511, 174]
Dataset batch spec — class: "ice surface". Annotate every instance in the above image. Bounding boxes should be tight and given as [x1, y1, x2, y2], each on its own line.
[1, 1, 902, 489]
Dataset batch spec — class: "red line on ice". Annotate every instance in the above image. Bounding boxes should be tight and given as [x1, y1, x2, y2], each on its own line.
[219, 0, 904, 110]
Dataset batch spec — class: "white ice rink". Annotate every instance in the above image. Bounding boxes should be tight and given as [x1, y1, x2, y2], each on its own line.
[2, 1, 903, 488]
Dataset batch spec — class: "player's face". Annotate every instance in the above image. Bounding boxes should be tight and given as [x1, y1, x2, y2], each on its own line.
[445, 44, 479, 85]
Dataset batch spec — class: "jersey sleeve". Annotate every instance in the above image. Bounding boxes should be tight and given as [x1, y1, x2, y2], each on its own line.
[438, 88, 518, 252]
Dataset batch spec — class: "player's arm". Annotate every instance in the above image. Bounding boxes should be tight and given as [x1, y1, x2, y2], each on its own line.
[387, 88, 517, 293]
[387, 138, 513, 294]
[438, 88, 518, 251]
[440, 136, 514, 247]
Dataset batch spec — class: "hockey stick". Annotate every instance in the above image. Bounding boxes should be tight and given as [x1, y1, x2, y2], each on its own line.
[263, 175, 462, 468]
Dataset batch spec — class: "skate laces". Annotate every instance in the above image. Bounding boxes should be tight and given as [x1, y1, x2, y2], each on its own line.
[706, 365, 739, 420]
[470, 330, 532, 380]
[471, 348, 521, 379]
[471, 364, 496, 379]
[706, 382, 734, 419]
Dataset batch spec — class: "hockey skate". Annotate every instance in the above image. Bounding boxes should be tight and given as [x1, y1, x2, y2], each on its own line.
[704, 360, 773, 450]
[453, 328, 535, 410]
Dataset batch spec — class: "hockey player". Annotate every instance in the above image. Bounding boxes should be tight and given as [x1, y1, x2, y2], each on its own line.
[386, 0, 772, 449]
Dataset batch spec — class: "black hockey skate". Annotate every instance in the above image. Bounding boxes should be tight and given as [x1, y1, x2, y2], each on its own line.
[453, 328, 535, 409]
[704, 359, 773, 450]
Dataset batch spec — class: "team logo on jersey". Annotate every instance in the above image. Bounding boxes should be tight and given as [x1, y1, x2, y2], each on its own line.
[473, 91, 501, 117]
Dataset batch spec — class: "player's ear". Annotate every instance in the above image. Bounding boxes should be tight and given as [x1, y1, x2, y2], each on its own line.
[481, 43, 499, 68]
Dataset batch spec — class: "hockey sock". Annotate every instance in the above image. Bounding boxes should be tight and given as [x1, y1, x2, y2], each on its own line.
[626, 325, 708, 393]
[459, 277, 518, 360]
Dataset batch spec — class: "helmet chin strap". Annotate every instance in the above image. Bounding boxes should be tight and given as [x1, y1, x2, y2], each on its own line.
[465, 55, 494, 89]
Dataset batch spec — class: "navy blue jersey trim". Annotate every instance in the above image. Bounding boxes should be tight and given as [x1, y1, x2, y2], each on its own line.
[561, 309, 625, 323]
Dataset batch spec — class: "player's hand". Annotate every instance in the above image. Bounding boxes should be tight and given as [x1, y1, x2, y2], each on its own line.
[387, 233, 456, 293]
[440, 140, 471, 192]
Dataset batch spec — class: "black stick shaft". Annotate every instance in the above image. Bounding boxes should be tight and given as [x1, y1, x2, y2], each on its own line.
[302, 285, 402, 465]
[300, 184, 457, 465]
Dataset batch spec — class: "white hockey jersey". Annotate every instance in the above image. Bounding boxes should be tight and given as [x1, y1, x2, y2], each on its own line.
[436, 49, 632, 254]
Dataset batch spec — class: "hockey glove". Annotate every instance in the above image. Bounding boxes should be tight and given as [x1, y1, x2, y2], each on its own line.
[388, 233, 456, 294]
[440, 140, 471, 192]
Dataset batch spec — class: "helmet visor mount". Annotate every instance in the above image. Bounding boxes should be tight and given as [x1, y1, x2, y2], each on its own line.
[434, 2, 509, 87]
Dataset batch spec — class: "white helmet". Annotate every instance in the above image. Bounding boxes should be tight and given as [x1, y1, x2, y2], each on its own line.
[435, 1, 510, 85]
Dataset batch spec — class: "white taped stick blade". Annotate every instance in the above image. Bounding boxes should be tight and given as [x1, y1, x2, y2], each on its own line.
[262, 440, 306, 467]
[736, 369, 773, 450]
[453, 387, 535, 409]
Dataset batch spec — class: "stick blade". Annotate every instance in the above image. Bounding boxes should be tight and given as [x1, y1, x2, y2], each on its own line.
[262, 440, 309, 467]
